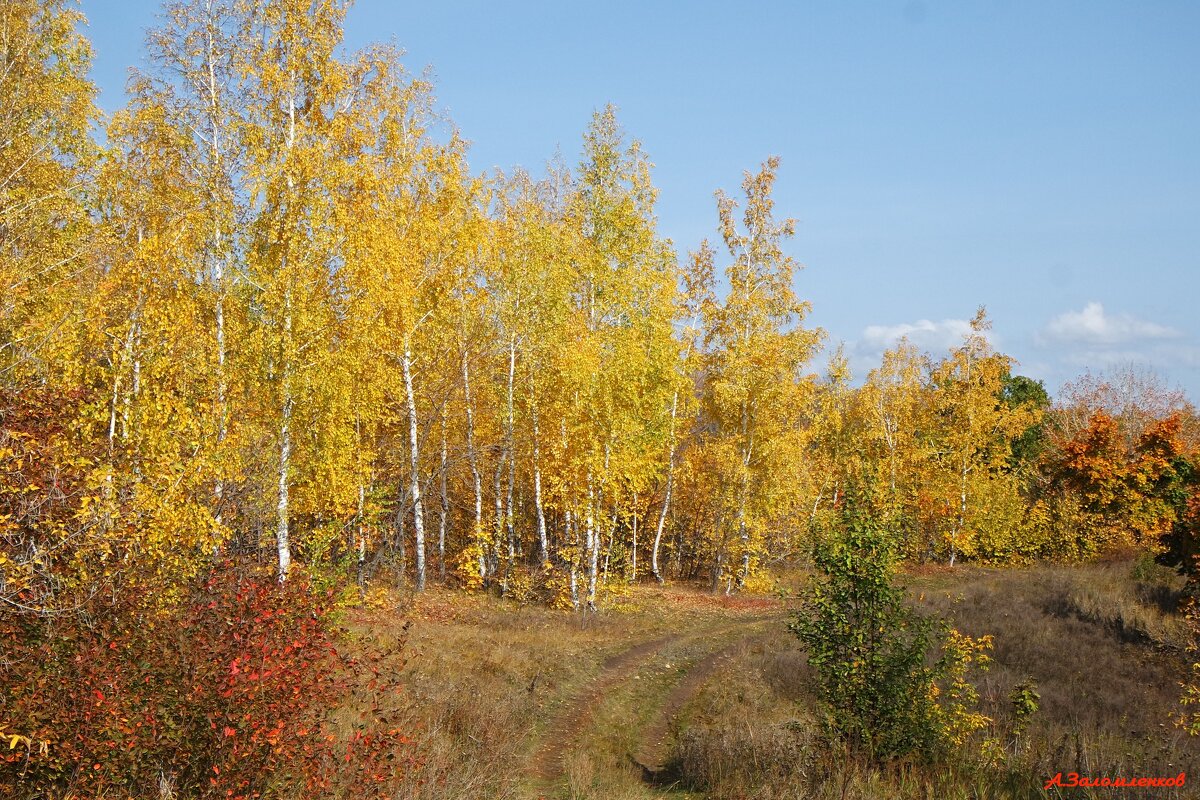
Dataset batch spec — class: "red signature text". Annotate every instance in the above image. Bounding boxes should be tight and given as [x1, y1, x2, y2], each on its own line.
[1044, 771, 1186, 789]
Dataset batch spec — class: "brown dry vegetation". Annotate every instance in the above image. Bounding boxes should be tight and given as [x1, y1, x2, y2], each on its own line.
[674, 559, 1196, 800]
[344, 558, 1197, 800]
[340, 585, 786, 800]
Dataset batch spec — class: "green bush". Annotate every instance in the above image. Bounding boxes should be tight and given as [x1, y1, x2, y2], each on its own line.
[790, 511, 991, 761]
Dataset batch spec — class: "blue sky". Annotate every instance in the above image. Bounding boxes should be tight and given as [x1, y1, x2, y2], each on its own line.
[81, 0, 1200, 399]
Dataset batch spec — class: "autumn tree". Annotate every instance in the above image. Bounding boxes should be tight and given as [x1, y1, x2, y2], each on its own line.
[701, 156, 821, 590]
[338, 47, 471, 591]
[483, 168, 582, 592]
[924, 308, 1039, 564]
[1056, 364, 1194, 450]
[1048, 410, 1194, 557]
[233, 0, 367, 581]
[88, 85, 228, 596]
[860, 340, 929, 527]
[650, 242, 712, 583]
[562, 106, 678, 609]
[0, 0, 105, 616]
[136, 0, 250, 534]
[804, 348, 868, 539]
[0, 0, 98, 390]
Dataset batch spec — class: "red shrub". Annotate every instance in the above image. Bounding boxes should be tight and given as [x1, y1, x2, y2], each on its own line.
[1, 563, 413, 799]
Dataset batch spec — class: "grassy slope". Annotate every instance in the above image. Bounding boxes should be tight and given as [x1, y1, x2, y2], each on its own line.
[344, 560, 1197, 800]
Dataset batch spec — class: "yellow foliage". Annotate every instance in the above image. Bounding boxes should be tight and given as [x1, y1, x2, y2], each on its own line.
[358, 583, 400, 611]
[933, 629, 994, 746]
[741, 570, 779, 595]
[543, 568, 579, 611]
[503, 567, 536, 606]
[454, 542, 485, 591]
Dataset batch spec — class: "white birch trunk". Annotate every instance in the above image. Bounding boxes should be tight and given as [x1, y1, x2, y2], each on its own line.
[737, 405, 752, 590]
[438, 405, 448, 580]
[586, 475, 598, 612]
[651, 473, 672, 584]
[395, 479, 407, 578]
[494, 455, 506, 590]
[630, 491, 638, 581]
[205, 8, 229, 528]
[276, 359, 293, 583]
[461, 351, 485, 580]
[566, 508, 579, 610]
[121, 319, 140, 444]
[601, 512, 616, 585]
[108, 369, 120, 452]
[651, 389, 679, 584]
[275, 82, 298, 583]
[504, 339, 517, 580]
[213, 266, 227, 524]
[532, 394, 548, 564]
[402, 340, 426, 590]
[356, 483, 366, 589]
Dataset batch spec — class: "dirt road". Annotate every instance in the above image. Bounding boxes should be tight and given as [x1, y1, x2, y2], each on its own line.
[525, 612, 787, 797]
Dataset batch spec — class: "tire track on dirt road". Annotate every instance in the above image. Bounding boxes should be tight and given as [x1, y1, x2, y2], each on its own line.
[631, 628, 780, 782]
[529, 632, 682, 782]
[527, 611, 788, 790]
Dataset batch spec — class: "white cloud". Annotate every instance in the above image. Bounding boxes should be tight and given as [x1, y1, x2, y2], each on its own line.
[859, 317, 981, 354]
[1059, 343, 1200, 371]
[1040, 302, 1179, 346]
[1035, 307, 1197, 396]
[836, 317, 989, 381]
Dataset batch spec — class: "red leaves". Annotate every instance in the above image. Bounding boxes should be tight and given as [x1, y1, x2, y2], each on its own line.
[2, 561, 414, 798]
[1054, 410, 1194, 549]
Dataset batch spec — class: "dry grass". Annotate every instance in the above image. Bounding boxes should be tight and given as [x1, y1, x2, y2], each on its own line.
[1055, 559, 1189, 650]
[340, 583, 784, 799]
[911, 561, 1189, 742]
[352, 590, 621, 800]
[334, 559, 1197, 800]
[912, 559, 1195, 797]
[667, 557, 1198, 800]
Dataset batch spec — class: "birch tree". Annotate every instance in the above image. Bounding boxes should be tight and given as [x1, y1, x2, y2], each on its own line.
[703, 156, 821, 590]
[142, 0, 244, 528]
[340, 47, 468, 590]
[569, 106, 677, 608]
[0, 0, 97, 388]
[238, 0, 356, 581]
[927, 308, 1037, 565]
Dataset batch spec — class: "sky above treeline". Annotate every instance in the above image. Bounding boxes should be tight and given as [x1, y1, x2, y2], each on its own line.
[80, 0, 1200, 400]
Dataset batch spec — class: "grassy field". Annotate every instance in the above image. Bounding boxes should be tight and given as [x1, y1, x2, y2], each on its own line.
[345, 558, 1198, 800]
